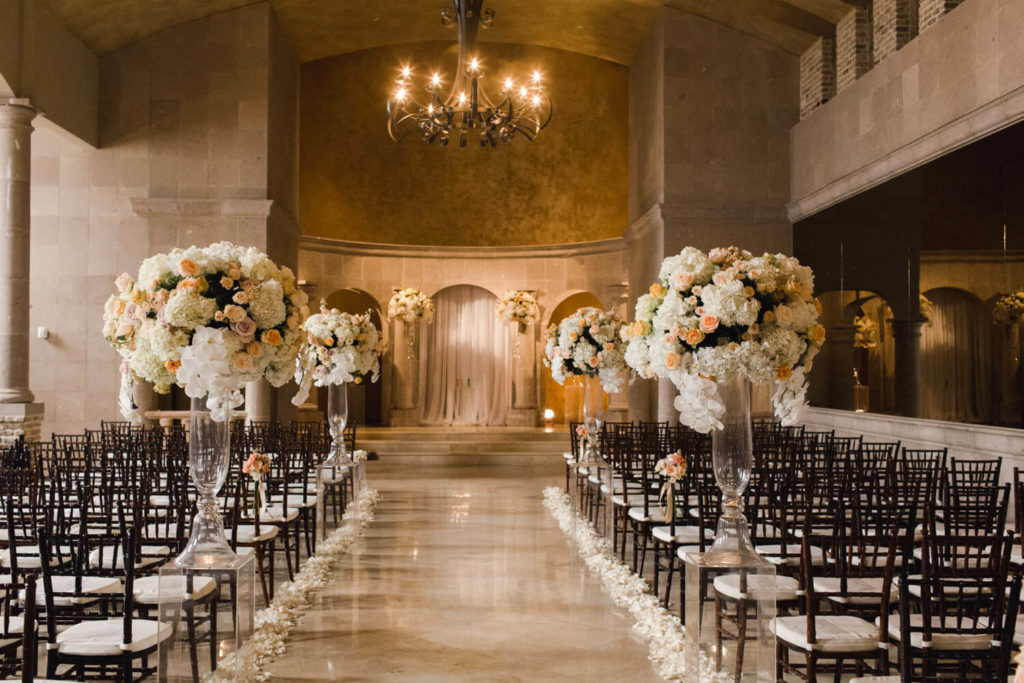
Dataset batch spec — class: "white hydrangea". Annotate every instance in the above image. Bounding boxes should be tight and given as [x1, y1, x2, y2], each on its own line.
[700, 280, 760, 327]
[163, 289, 218, 330]
[249, 280, 287, 329]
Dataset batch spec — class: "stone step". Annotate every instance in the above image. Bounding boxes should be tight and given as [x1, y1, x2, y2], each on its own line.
[355, 427, 569, 467]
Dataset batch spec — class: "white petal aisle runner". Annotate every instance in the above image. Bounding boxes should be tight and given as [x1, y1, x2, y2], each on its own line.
[210, 489, 382, 681]
[543, 487, 730, 683]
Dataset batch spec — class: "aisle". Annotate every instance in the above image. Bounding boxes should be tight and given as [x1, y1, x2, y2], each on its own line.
[264, 467, 661, 682]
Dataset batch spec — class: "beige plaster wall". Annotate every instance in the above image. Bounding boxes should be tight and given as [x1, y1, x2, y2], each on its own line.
[29, 3, 297, 437]
[300, 43, 629, 247]
[790, 0, 1024, 220]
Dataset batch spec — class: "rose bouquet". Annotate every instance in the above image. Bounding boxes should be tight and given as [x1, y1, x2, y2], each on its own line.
[622, 246, 825, 432]
[495, 290, 540, 330]
[853, 314, 879, 349]
[291, 305, 385, 406]
[994, 289, 1024, 325]
[243, 451, 273, 518]
[103, 242, 309, 421]
[655, 450, 687, 523]
[543, 307, 626, 394]
[387, 288, 434, 323]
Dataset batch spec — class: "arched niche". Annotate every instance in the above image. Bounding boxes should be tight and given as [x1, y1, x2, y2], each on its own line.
[542, 290, 606, 425]
[322, 288, 387, 426]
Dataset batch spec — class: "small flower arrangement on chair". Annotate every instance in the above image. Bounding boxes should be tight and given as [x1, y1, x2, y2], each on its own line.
[243, 452, 273, 519]
[654, 450, 688, 523]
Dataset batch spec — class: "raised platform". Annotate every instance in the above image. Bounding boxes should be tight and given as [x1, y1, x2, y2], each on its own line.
[357, 426, 569, 468]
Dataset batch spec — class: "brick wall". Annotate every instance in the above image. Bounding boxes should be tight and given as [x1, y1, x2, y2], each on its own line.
[874, 0, 918, 63]
[919, 0, 964, 32]
[836, 5, 873, 93]
[800, 37, 836, 118]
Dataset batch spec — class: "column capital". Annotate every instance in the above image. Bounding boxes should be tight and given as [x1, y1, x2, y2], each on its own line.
[0, 99, 36, 127]
[889, 318, 926, 335]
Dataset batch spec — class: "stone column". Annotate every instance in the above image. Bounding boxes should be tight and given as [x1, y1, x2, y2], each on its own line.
[245, 379, 273, 424]
[0, 100, 42, 445]
[891, 319, 923, 418]
[657, 378, 680, 424]
[509, 323, 539, 425]
[827, 324, 859, 411]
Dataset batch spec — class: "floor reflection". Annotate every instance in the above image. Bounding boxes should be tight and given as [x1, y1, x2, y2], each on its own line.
[265, 465, 661, 682]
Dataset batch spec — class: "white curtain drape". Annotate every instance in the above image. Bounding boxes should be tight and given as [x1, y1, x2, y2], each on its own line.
[920, 288, 995, 424]
[418, 286, 511, 425]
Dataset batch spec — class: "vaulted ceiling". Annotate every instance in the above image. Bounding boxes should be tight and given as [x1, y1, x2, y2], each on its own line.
[38, 0, 854, 64]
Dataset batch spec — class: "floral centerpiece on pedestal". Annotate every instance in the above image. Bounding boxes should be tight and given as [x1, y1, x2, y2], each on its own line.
[388, 288, 434, 359]
[621, 246, 825, 433]
[853, 314, 879, 349]
[543, 307, 626, 394]
[291, 305, 385, 406]
[495, 290, 540, 332]
[994, 290, 1024, 325]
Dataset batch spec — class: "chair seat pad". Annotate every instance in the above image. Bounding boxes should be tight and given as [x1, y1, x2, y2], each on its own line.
[877, 614, 993, 651]
[0, 546, 69, 569]
[771, 615, 878, 653]
[813, 577, 893, 604]
[89, 546, 169, 571]
[249, 507, 299, 524]
[148, 495, 171, 508]
[132, 575, 217, 605]
[652, 525, 708, 545]
[849, 677, 900, 683]
[627, 507, 669, 524]
[612, 493, 650, 507]
[562, 452, 574, 461]
[57, 618, 172, 656]
[715, 573, 800, 602]
[757, 544, 825, 567]
[25, 575, 121, 606]
[233, 525, 279, 543]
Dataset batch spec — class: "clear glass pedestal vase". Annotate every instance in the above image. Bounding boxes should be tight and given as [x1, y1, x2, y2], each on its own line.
[157, 554, 256, 682]
[175, 393, 238, 569]
[317, 382, 351, 543]
[683, 375, 776, 682]
[569, 375, 615, 542]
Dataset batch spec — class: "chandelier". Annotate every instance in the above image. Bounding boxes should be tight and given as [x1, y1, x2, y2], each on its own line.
[386, 0, 553, 147]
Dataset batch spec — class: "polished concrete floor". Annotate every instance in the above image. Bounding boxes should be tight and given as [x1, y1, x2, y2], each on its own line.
[264, 467, 662, 682]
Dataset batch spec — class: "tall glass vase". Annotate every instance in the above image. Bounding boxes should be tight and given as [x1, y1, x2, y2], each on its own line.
[317, 382, 350, 542]
[175, 391, 237, 568]
[707, 375, 756, 563]
[570, 374, 614, 540]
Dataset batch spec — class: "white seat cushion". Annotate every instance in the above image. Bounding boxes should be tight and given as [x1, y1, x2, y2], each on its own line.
[812, 577, 893, 604]
[771, 615, 879, 653]
[714, 573, 800, 601]
[233, 525, 279, 544]
[651, 525, 708, 545]
[148, 495, 171, 507]
[562, 451, 574, 461]
[877, 614, 993, 651]
[132, 575, 217, 605]
[249, 507, 299, 524]
[0, 546, 69, 569]
[89, 546, 169, 571]
[757, 544, 825, 567]
[849, 677, 900, 683]
[612, 493, 650, 507]
[25, 575, 121, 607]
[56, 618, 172, 656]
[628, 507, 669, 524]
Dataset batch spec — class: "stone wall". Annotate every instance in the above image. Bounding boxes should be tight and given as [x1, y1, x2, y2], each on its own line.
[29, 3, 299, 438]
[919, 0, 963, 33]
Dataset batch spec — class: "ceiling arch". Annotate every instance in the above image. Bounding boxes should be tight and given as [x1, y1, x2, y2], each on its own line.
[38, 0, 852, 64]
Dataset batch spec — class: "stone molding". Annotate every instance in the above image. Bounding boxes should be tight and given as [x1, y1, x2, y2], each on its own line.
[788, 82, 1024, 222]
[130, 198, 274, 218]
[299, 235, 626, 260]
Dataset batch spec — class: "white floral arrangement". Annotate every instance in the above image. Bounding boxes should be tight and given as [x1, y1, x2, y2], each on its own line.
[994, 289, 1024, 325]
[919, 292, 935, 326]
[495, 290, 540, 329]
[543, 307, 626, 394]
[291, 305, 385, 406]
[387, 288, 434, 323]
[621, 246, 825, 432]
[853, 314, 879, 349]
[103, 242, 309, 421]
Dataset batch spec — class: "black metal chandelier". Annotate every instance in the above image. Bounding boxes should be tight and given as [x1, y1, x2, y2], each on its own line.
[386, 0, 553, 147]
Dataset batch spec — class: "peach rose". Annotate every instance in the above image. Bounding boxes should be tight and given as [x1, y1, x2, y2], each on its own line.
[246, 341, 262, 356]
[674, 272, 695, 291]
[165, 359, 181, 374]
[588, 356, 600, 368]
[232, 291, 250, 305]
[776, 365, 793, 381]
[684, 328, 705, 347]
[177, 278, 200, 292]
[776, 305, 793, 326]
[115, 273, 134, 293]
[232, 352, 254, 371]
[699, 315, 719, 334]
[814, 298, 823, 314]
[178, 258, 198, 276]
[262, 329, 283, 346]
[664, 351, 682, 369]
[709, 247, 730, 264]
[224, 305, 246, 323]
[762, 310, 775, 323]
[808, 324, 827, 345]
[220, 276, 235, 290]
[649, 283, 667, 298]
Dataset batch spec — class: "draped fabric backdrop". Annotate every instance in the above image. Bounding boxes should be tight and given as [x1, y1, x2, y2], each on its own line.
[920, 288, 995, 424]
[418, 286, 511, 425]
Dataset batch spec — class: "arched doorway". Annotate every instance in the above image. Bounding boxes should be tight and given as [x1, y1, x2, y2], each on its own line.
[920, 287, 994, 423]
[418, 285, 511, 426]
[323, 288, 387, 426]
[543, 291, 604, 425]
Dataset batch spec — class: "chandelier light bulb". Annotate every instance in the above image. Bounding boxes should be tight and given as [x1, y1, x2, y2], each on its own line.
[458, 92, 467, 105]
[431, 73, 442, 87]
[395, 87, 407, 102]
[532, 70, 542, 83]
[504, 77, 514, 91]
[469, 57, 480, 73]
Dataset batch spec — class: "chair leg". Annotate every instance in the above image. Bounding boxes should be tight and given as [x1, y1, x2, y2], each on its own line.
[734, 598, 747, 683]
[254, 544, 271, 605]
[663, 548, 675, 609]
[209, 595, 219, 672]
[186, 605, 199, 683]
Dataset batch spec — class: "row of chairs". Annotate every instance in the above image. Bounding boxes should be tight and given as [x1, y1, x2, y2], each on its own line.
[0, 417, 358, 681]
[566, 419, 1022, 681]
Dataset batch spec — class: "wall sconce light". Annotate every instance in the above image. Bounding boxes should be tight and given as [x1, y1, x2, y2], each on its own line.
[543, 408, 555, 430]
